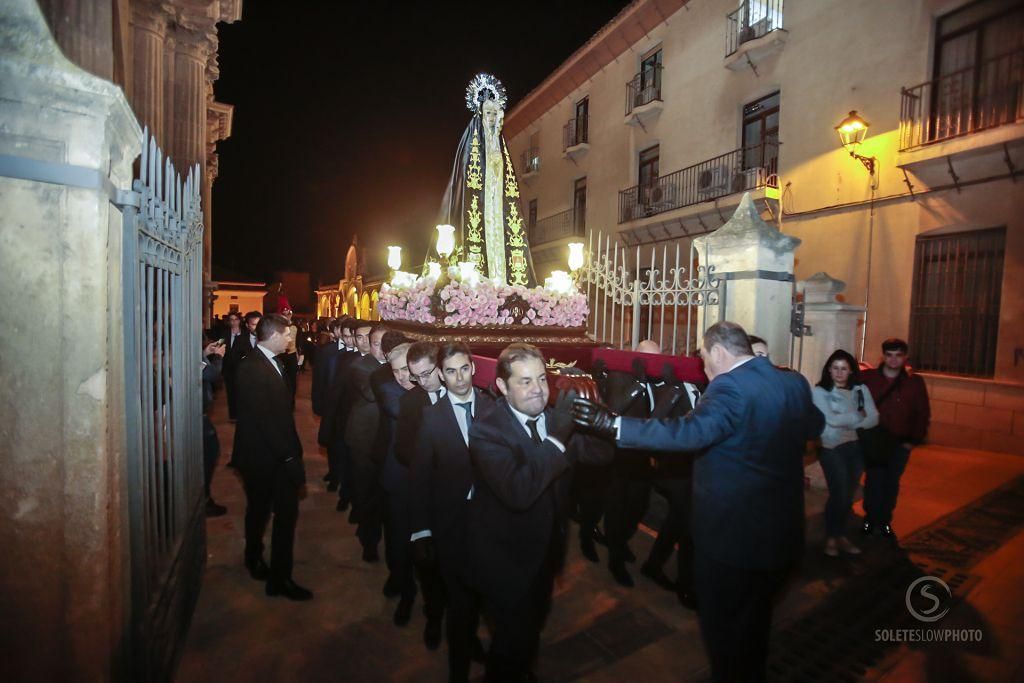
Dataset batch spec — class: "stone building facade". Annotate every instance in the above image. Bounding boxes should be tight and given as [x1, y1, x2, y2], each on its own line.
[505, 0, 1024, 455]
[38, 0, 241, 323]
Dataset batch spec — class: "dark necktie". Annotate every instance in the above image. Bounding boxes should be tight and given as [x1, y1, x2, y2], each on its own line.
[431, 390, 441, 403]
[527, 417, 542, 445]
[272, 354, 286, 377]
[457, 401, 473, 427]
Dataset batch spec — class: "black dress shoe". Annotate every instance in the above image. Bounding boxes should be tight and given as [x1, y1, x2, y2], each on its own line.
[677, 590, 698, 610]
[362, 545, 379, 563]
[245, 557, 270, 581]
[880, 524, 896, 539]
[205, 499, 227, 517]
[470, 636, 486, 664]
[265, 578, 313, 601]
[861, 520, 874, 536]
[423, 617, 443, 650]
[609, 563, 635, 588]
[393, 596, 413, 626]
[336, 498, 349, 512]
[580, 537, 600, 563]
[382, 574, 401, 598]
[624, 544, 636, 563]
[640, 563, 676, 592]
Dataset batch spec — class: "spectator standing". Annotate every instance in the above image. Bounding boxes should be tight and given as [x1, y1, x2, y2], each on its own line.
[812, 349, 878, 556]
[860, 338, 930, 540]
[202, 336, 227, 517]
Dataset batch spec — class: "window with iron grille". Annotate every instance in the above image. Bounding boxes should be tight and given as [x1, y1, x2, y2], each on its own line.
[908, 227, 1005, 377]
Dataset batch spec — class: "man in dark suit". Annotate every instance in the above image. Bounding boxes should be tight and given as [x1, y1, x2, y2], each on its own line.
[345, 323, 388, 561]
[318, 317, 359, 506]
[232, 313, 311, 601]
[376, 341, 416, 621]
[468, 343, 609, 683]
[410, 343, 494, 682]
[396, 341, 448, 651]
[221, 311, 253, 421]
[574, 322, 824, 682]
[312, 318, 343, 418]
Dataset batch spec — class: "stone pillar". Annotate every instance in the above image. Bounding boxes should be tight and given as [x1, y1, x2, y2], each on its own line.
[0, 1, 141, 680]
[128, 0, 166, 146]
[796, 272, 867, 385]
[694, 193, 801, 361]
[36, 0, 114, 81]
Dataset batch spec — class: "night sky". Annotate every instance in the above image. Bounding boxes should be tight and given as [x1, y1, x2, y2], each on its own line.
[212, 0, 631, 285]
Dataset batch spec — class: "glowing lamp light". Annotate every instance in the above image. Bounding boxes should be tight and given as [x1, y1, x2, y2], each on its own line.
[458, 261, 481, 286]
[390, 270, 416, 288]
[387, 245, 402, 271]
[835, 110, 876, 175]
[427, 261, 442, 280]
[567, 242, 585, 272]
[436, 224, 456, 259]
[835, 110, 869, 153]
[544, 270, 574, 294]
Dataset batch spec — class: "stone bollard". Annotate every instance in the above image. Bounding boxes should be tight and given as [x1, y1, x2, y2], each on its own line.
[795, 272, 866, 386]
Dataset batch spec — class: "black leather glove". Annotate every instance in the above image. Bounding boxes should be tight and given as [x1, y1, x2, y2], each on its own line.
[283, 457, 306, 488]
[572, 397, 618, 440]
[661, 362, 676, 384]
[412, 537, 436, 570]
[547, 389, 577, 445]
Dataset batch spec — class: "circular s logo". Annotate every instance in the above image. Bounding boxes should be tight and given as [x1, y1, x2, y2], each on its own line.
[906, 576, 951, 622]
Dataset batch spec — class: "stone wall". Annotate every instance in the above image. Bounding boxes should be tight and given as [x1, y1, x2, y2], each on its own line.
[923, 374, 1024, 457]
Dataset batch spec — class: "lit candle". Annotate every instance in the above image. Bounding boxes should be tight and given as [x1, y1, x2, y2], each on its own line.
[387, 245, 402, 271]
[567, 242, 584, 272]
[436, 224, 456, 259]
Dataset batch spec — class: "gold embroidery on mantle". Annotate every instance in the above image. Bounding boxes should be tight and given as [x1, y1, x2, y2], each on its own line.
[466, 132, 483, 191]
[502, 143, 520, 199]
[466, 194, 485, 272]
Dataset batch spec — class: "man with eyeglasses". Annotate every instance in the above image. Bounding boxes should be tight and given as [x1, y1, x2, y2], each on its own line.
[409, 343, 494, 681]
[393, 341, 448, 652]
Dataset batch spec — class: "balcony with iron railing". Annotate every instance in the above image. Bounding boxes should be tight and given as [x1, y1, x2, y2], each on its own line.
[625, 65, 663, 116]
[530, 207, 585, 246]
[725, 0, 785, 66]
[899, 48, 1024, 151]
[520, 147, 541, 175]
[563, 116, 589, 151]
[618, 140, 779, 223]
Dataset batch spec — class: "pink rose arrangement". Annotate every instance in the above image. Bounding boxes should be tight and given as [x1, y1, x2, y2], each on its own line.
[379, 274, 588, 328]
[378, 275, 437, 324]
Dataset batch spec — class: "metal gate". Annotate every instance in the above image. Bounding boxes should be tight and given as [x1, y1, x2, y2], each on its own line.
[119, 129, 206, 682]
[578, 230, 722, 355]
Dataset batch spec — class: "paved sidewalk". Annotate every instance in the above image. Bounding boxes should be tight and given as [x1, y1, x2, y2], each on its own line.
[175, 373, 1024, 682]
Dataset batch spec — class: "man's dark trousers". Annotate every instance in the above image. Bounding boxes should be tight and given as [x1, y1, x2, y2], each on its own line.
[694, 553, 790, 683]
[242, 468, 300, 583]
[863, 444, 911, 525]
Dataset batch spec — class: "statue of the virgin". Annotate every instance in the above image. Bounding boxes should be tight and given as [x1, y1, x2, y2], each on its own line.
[428, 73, 536, 287]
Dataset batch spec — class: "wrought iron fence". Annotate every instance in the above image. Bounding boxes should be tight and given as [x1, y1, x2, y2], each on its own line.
[578, 230, 721, 355]
[563, 116, 588, 149]
[120, 129, 205, 680]
[618, 139, 779, 223]
[625, 65, 663, 115]
[520, 147, 541, 174]
[899, 48, 1024, 150]
[530, 207, 585, 245]
[726, 0, 784, 57]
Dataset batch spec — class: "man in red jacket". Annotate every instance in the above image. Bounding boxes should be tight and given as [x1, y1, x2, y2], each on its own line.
[860, 338, 931, 540]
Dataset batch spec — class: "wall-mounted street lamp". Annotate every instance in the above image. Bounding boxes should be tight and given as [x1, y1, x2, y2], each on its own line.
[567, 242, 585, 272]
[835, 110, 876, 175]
[387, 245, 402, 271]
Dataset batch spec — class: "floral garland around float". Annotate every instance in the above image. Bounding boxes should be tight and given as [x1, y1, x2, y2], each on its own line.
[378, 265, 588, 328]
